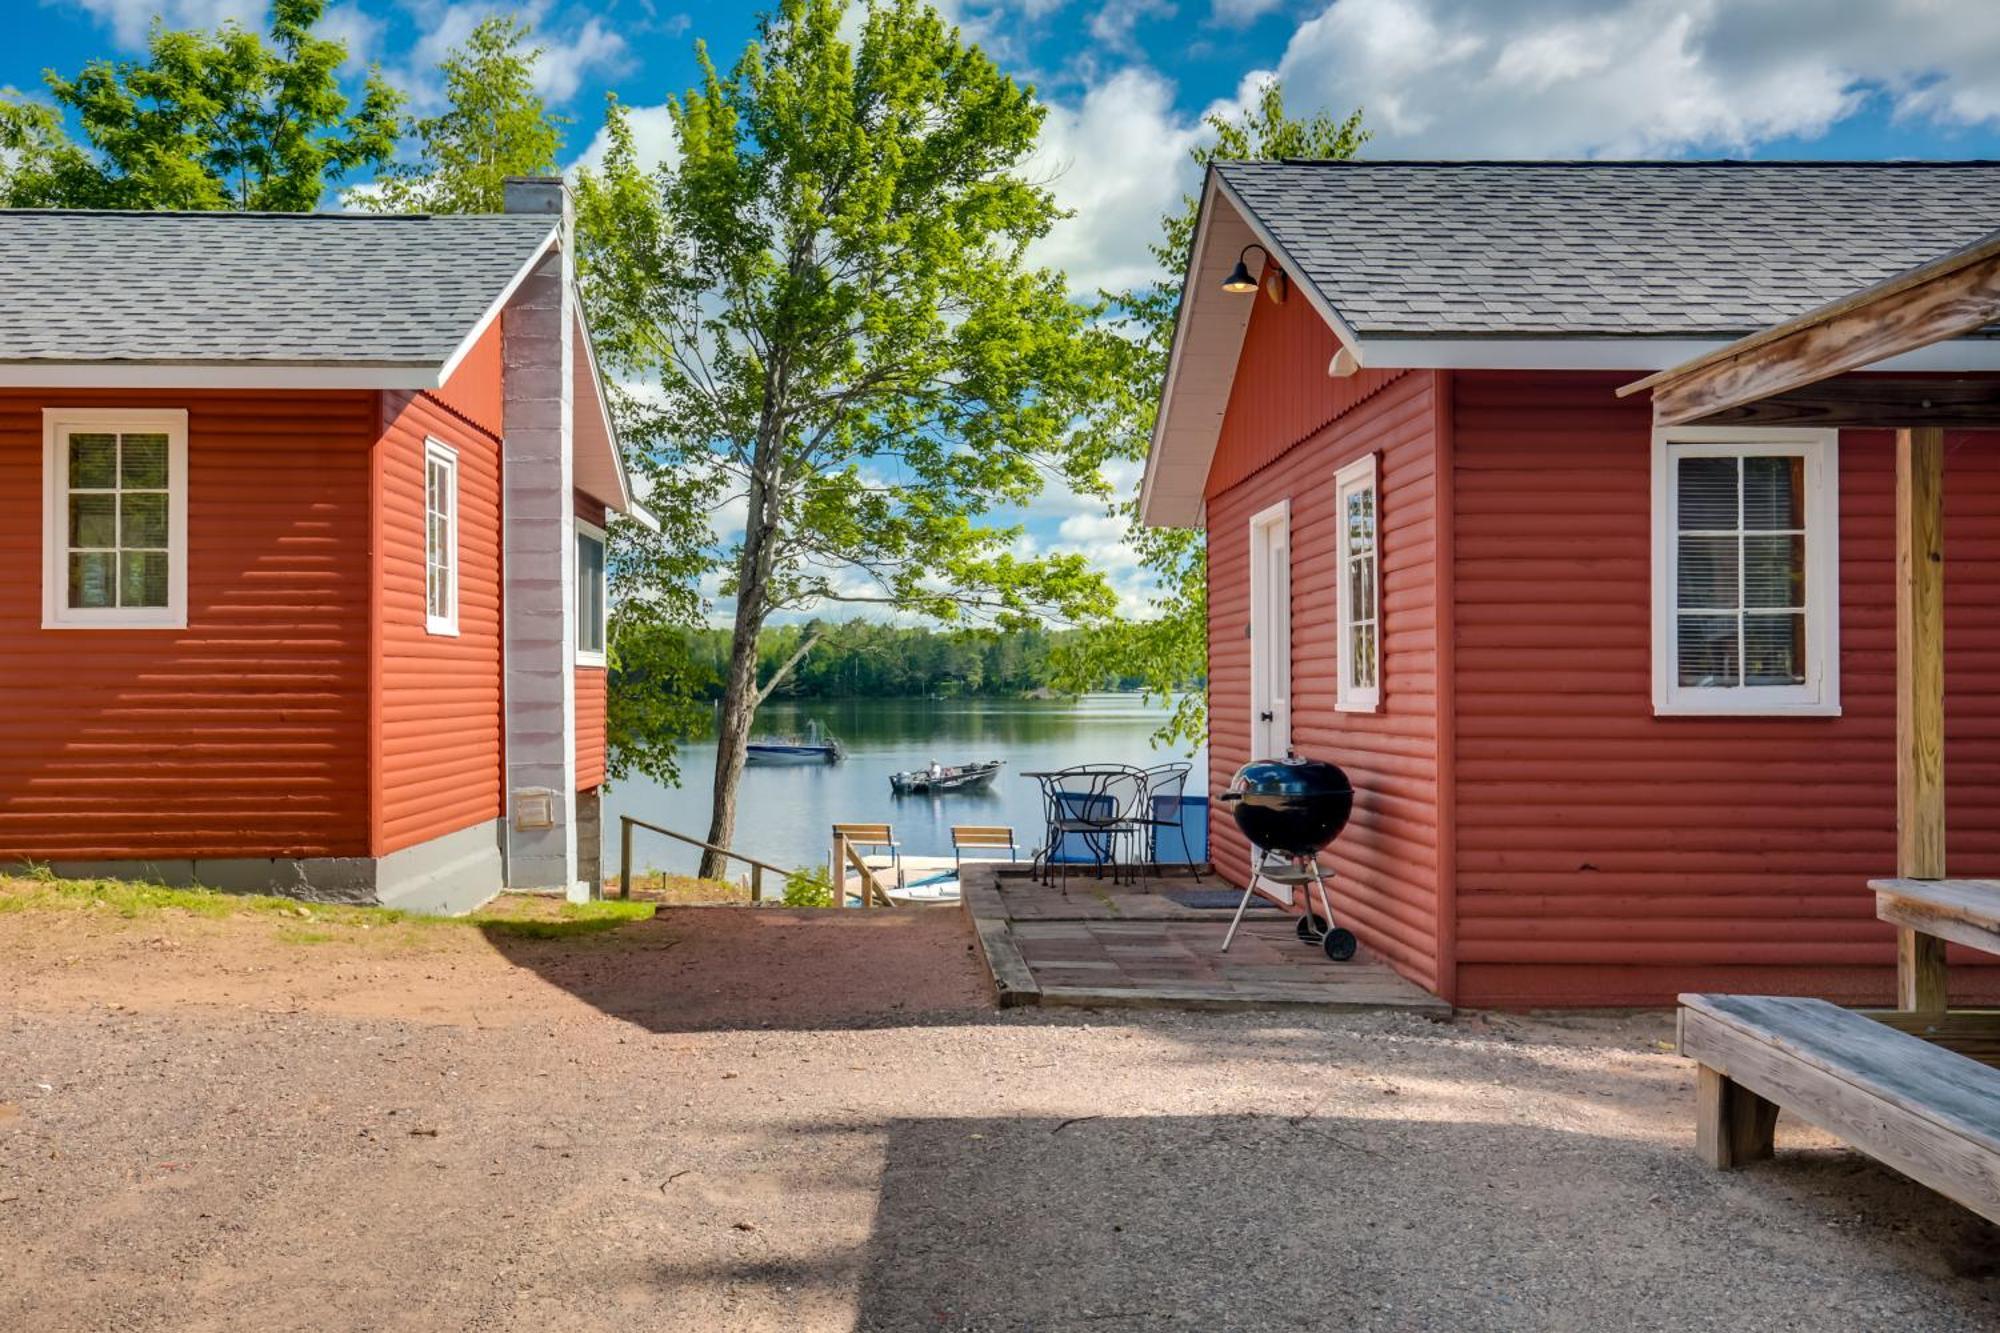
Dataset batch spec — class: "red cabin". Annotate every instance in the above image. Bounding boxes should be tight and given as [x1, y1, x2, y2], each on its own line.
[1145, 161, 2000, 1007]
[0, 178, 648, 913]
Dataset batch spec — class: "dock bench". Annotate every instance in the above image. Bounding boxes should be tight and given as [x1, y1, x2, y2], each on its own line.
[1678, 992, 2000, 1224]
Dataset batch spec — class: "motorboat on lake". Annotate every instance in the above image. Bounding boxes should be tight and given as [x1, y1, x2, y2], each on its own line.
[745, 720, 845, 765]
[889, 758, 1003, 795]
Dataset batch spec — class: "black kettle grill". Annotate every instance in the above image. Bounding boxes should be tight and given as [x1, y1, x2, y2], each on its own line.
[1216, 754, 1357, 960]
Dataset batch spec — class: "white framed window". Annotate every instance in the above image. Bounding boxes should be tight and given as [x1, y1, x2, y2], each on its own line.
[575, 518, 607, 666]
[424, 439, 459, 637]
[1652, 426, 1839, 717]
[1334, 451, 1380, 712]
[42, 408, 188, 629]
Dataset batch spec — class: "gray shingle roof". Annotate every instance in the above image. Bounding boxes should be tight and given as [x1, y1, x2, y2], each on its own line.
[1217, 161, 2000, 339]
[0, 210, 558, 365]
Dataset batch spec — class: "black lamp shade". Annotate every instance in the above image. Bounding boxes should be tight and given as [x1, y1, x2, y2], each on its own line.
[1220, 258, 1258, 293]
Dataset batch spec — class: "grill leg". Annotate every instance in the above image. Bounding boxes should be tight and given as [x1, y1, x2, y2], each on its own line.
[1221, 869, 1262, 953]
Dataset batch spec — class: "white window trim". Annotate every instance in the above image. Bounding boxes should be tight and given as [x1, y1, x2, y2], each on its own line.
[575, 517, 608, 667]
[42, 408, 189, 630]
[424, 438, 460, 638]
[1651, 425, 1840, 718]
[1334, 451, 1381, 713]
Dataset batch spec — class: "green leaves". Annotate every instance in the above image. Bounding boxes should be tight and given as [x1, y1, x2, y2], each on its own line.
[0, 0, 400, 211]
[574, 0, 1123, 691]
[360, 16, 567, 215]
[1058, 80, 1369, 748]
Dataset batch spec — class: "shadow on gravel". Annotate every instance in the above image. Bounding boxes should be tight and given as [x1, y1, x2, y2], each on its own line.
[830, 1114, 2000, 1333]
[477, 905, 1003, 1033]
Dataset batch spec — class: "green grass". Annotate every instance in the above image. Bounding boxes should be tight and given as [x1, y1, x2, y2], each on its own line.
[0, 868, 656, 941]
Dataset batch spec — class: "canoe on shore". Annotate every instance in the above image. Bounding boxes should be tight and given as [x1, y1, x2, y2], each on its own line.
[889, 759, 1003, 795]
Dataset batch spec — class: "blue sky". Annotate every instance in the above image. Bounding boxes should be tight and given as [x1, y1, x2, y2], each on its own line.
[14, 0, 2000, 618]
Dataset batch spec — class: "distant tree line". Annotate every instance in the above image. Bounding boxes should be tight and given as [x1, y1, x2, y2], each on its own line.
[683, 622, 1170, 702]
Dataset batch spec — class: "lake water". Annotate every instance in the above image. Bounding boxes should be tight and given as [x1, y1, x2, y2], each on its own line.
[601, 693, 1206, 877]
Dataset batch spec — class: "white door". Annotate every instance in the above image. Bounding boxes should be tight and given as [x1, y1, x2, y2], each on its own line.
[1249, 501, 1292, 758]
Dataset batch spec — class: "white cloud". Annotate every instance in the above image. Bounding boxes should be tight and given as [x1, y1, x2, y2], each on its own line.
[317, 3, 384, 71]
[572, 102, 681, 175]
[59, 0, 266, 48]
[1027, 67, 1204, 293]
[1211, 0, 1284, 25]
[391, 2, 630, 112]
[1271, 0, 2000, 158]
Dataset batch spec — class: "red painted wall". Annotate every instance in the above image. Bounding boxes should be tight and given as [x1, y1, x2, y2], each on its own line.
[0, 390, 374, 859]
[1204, 288, 1447, 991]
[428, 318, 504, 439]
[1447, 372, 2000, 1007]
[574, 491, 607, 792]
[371, 390, 504, 857]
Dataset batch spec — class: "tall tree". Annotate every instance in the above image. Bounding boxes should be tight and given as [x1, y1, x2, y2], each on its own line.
[0, 0, 400, 210]
[1058, 80, 1367, 748]
[575, 0, 1120, 877]
[359, 15, 566, 214]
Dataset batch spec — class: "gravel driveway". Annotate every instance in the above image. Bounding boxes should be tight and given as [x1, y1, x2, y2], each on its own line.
[1, 903, 1995, 1331]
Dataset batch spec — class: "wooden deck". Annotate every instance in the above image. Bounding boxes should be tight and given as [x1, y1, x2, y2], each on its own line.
[959, 864, 1449, 1014]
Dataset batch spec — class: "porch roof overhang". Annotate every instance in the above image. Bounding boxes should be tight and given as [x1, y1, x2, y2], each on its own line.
[1619, 226, 2000, 427]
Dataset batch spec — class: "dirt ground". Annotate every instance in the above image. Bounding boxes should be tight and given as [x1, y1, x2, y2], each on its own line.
[2, 898, 1997, 1332]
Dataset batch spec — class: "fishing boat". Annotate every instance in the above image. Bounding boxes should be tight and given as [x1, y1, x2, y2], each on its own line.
[888, 758, 1003, 795]
[885, 868, 960, 906]
[745, 720, 845, 766]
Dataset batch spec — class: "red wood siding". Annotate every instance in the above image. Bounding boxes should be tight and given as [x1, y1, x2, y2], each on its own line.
[574, 491, 607, 791]
[0, 390, 373, 859]
[575, 667, 606, 791]
[1448, 372, 2000, 1007]
[372, 391, 503, 856]
[1204, 291, 1446, 991]
[428, 317, 503, 438]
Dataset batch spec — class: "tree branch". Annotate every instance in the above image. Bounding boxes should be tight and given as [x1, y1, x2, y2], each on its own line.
[754, 627, 824, 705]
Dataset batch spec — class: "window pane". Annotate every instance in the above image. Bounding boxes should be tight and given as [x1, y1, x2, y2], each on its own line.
[1743, 455, 1804, 531]
[120, 492, 169, 549]
[1745, 613, 1806, 686]
[120, 433, 169, 488]
[69, 493, 116, 548]
[69, 552, 115, 608]
[1346, 488, 1375, 557]
[577, 533, 606, 652]
[120, 550, 168, 608]
[1678, 614, 1740, 688]
[1676, 536, 1738, 610]
[69, 433, 117, 488]
[1360, 622, 1376, 689]
[1348, 554, 1373, 622]
[1677, 456, 1737, 530]
[1743, 535, 1803, 609]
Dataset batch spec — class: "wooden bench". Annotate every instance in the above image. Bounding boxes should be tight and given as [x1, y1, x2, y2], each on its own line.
[1678, 992, 2000, 1223]
[952, 825, 1016, 867]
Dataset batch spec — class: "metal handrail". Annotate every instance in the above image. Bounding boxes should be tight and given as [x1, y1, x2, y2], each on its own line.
[617, 814, 790, 902]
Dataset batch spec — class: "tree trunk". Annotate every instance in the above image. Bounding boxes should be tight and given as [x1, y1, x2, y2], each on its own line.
[700, 615, 763, 880]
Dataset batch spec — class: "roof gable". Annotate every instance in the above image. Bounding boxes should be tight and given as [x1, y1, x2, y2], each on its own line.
[0, 210, 557, 385]
[1143, 161, 2000, 527]
[1219, 160, 2000, 341]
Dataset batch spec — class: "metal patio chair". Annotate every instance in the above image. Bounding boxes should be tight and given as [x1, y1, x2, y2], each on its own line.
[1139, 760, 1200, 881]
[1031, 765, 1149, 891]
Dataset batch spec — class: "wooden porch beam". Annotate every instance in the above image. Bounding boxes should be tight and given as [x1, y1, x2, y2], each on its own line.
[1677, 377, 2000, 429]
[1897, 425, 1949, 1013]
[1621, 228, 2000, 427]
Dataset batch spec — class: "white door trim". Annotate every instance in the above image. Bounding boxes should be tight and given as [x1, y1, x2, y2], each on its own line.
[1248, 499, 1292, 758]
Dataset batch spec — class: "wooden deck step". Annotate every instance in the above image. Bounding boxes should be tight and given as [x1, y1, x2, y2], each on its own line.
[1678, 992, 2000, 1223]
[1871, 877, 2000, 953]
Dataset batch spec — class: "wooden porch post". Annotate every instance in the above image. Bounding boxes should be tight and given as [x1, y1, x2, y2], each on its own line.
[1896, 425, 1949, 1012]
